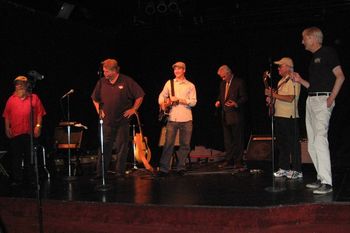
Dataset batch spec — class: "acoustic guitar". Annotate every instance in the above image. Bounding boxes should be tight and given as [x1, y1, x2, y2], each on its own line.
[158, 98, 172, 124]
[263, 71, 275, 116]
[134, 112, 153, 172]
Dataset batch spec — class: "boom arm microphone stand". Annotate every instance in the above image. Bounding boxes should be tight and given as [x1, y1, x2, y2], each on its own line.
[265, 61, 286, 193]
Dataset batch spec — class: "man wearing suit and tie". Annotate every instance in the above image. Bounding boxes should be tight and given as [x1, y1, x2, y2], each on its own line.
[215, 65, 248, 169]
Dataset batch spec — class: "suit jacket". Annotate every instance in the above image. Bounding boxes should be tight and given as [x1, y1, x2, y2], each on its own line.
[218, 77, 248, 125]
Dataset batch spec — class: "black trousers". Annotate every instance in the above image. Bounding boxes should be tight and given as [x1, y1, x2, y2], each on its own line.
[275, 117, 302, 172]
[222, 121, 244, 164]
[9, 134, 33, 181]
[96, 123, 130, 175]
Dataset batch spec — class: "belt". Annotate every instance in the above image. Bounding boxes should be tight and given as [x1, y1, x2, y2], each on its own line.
[308, 92, 331, 97]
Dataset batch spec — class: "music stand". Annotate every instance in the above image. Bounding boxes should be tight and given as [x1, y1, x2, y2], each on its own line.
[55, 123, 84, 180]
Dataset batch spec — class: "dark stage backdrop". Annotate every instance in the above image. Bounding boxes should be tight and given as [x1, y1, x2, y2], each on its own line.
[1, 2, 349, 167]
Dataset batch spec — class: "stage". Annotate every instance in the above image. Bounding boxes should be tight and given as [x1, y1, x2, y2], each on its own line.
[1, 161, 350, 233]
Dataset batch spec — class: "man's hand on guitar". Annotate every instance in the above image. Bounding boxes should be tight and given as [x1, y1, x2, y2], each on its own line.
[265, 96, 272, 105]
[265, 88, 275, 97]
[170, 96, 180, 105]
[161, 99, 172, 111]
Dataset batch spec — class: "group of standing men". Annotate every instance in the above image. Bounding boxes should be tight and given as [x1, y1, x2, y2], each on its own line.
[264, 26, 345, 195]
[3, 27, 345, 195]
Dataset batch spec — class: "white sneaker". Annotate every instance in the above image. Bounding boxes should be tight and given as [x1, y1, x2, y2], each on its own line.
[286, 170, 303, 179]
[273, 169, 288, 178]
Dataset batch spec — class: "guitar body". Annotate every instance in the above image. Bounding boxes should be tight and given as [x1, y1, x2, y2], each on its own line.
[158, 98, 172, 124]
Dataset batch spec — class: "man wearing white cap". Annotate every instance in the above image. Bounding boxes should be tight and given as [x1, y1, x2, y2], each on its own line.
[265, 57, 302, 179]
[157, 61, 197, 176]
[3, 76, 46, 185]
[293, 27, 345, 194]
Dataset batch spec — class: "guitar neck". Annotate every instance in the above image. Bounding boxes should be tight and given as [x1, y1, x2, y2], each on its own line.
[263, 79, 269, 89]
[135, 112, 144, 138]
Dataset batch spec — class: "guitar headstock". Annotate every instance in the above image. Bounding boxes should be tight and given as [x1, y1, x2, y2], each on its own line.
[263, 71, 271, 80]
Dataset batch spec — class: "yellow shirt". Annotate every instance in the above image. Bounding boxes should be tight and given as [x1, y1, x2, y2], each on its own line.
[274, 76, 300, 118]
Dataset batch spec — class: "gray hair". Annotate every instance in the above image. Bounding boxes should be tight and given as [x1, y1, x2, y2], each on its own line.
[217, 65, 232, 75]
[303, 27, 323, 44]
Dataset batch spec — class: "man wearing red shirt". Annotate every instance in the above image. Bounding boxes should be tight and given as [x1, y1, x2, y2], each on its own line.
[2, 76, 46, 185]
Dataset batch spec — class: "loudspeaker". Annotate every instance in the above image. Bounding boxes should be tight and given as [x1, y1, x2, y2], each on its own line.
[245, 135, 273, 161]
[158, 127, 180, 147]
[245, 135, 313, 164]
[300, 138, 312, 163]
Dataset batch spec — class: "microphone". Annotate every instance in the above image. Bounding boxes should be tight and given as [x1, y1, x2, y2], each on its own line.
[61, 89, 74, 99]
[27, 70, 44, 81]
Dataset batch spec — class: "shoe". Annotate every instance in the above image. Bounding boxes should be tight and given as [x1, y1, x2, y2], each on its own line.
[156, 171, 169, 177]
[10, 181, 21, 186]
[306, 180, 321, 189]
[287, 171, 303, 179]
[175, 170, 186, 176]
[313, 184, 333, 194]
[233, 163, 244, 169]
[114, 173, 126, 179]
[218, 161, 233, 168]
[273, 168, 288, 178]
[90, 175, 102, 181]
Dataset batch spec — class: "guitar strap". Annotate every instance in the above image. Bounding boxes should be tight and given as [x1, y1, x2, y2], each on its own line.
[170, 79, 175, 96]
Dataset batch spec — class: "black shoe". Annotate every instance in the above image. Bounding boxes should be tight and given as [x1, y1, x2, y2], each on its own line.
[175, 170, 186, 176]
[218, 161, 234, 168]
[156, 171, 169, 177]
[90, 175, 102, 181]
[114, 173, 126, 179]
[10, 181, 20, 186]
[313, 184, 333, 195]
[306, 180, 321, 189]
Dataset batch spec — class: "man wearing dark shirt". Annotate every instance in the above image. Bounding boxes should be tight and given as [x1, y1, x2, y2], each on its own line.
[293, 27, 345, 194]
[215, 65, 248, 170]
[91, 59, 144, 178]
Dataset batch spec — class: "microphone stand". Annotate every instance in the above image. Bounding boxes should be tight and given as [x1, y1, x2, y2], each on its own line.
[64, 94, 76, 181]
[293, 80, 299, 174]
[265, 61, 286, 193]
[28, 81, 44, 233]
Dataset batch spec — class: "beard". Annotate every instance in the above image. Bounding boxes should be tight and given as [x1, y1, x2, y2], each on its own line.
[15, 89, 27, 98]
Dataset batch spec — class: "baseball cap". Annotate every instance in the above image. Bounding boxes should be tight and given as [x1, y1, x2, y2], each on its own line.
[172, 61, 186, 69]
[14, 76, 28, 82]
[274, 57, 294, 68]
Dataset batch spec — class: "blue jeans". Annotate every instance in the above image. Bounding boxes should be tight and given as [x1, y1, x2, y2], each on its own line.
[159, 121, 192, 173]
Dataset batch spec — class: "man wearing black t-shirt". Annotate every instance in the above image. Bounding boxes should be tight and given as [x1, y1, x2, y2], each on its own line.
[293, 27, 345, 194]
[91, 59, 145, 178]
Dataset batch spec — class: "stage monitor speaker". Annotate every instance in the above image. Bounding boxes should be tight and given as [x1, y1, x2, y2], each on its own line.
[158, 126, 180, 147]
[300, 138, 312, 164]
[245, 135, 273, 161]
[245, 135, 313, 164]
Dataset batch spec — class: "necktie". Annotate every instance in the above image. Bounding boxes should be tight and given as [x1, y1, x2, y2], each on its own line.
[224, 82, 230, 99]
